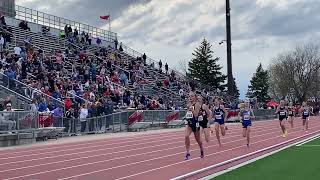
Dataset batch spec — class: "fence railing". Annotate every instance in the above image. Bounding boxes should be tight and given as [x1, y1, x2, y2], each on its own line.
[0, 4, 117, 43]
[0, 72, 65, 110]
[0, 111, 39, 132]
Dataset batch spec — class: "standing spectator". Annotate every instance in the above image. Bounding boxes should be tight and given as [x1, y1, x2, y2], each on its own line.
[165, 63, 169, 74]
[88, 34, 92, 45]
[159, 60, 162, 72]
[0, 15, 6, 27]
[119, 42, 123, 52]
[142, 53, 147, 65]
[79, 104, 88, 133]
[0, 34, 4, 59]
[114, 38, 118, 49]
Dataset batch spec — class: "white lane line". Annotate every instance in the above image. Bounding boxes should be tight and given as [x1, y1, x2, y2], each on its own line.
[296, 134, 320, 146]
[199, 133, 320, 180]
[115, 128, 320, 180]
[0, 119, 278, 157]
[59, 125, 320, 180]
[0, 130, 184, 156]
[0, 131, 185, 160]
[299, 144, 320, 147]
[0, 123, 281, 172]
[4, 122, 292, 180]
[0, 121, 279, 166]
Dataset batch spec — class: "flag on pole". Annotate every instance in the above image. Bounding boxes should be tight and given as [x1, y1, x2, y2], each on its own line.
[100, 15, 110, 20]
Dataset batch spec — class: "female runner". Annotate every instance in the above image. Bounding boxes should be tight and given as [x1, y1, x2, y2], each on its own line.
[276, 100, 288, 137]
[213, 97, 228, 147]
[238, 100, 255, 147]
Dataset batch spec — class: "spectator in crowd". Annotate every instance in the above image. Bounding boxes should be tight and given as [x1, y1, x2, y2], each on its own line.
[0, 15, 6, 28]
[96, 37, 102, 46]
[18, 21, 30, 31]
[0, 103, 16, 132]
[0, 34, 4, 59]
[79, 104, 88, 133]
[142, 53, 146, 65]
[41, 26, 50, 35]
[59, 30, 65, 38]
[159, 60, 162, 72]
[114, 38, 118, 49]
[119, 42, 123, 52]
[165, 63, 169, 74]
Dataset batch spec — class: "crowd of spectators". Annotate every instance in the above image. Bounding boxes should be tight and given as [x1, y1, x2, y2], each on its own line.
[0, 17, 192, 124]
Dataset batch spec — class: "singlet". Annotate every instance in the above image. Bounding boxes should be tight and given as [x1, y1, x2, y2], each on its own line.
[278, 106, 287, 117]
[186, 104, 196, 119]
[198, 105, 208, 122]
[214, 105, 224, 120]
[302, 108, 309, 116]
[288, 107, 294, 115]
[242, 109, 251, 121]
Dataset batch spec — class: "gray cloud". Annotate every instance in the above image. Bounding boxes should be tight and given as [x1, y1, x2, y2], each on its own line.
[16, 0, 150, 27]
[15, 0, 320, 98]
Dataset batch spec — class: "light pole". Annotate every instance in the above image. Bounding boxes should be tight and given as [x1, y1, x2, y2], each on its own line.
[226, 0, 234, 97]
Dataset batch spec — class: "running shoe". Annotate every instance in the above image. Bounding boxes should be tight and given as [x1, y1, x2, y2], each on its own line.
[200, 150, 204, 158]
[185, 153, 191, 160]
[282, 134, 286, 138]
[247, 144, 249, 147]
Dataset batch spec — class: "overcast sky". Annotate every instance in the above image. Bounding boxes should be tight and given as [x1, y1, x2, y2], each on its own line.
[16, 0, 320, 98]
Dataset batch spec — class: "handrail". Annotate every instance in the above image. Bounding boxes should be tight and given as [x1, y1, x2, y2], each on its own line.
[0, 26, 17, 46]
[0, 5, 117, 42]
[0, 72, 65, 105]
[0, 84, 32, 102]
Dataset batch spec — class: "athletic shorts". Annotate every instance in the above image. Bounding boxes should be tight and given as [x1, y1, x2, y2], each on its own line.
[186, 118, 200, 132]
[199, 119, 209, 129]
[279, 116, 287, 121]
[242, 120, 252, 128]
[214, 119, 224, 125]
[302, 116, 309, 120]
[288, 114, 294, 117]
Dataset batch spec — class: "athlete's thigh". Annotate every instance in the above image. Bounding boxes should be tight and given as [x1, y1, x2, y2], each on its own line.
[185, 125, 193, 137]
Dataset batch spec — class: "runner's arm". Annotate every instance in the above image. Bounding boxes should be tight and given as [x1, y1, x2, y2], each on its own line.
[251, 109, 256, 119]
[203, 104, 212, 120]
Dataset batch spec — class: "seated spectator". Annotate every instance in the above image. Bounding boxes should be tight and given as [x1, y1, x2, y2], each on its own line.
[42, 26, 50, 35]
[18, 21, 30, 31]
[96, 37, 102, 46]
[0, 103, 16, 132]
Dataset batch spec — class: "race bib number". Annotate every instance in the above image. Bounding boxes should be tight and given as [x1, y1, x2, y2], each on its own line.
[215, 114, 222, 120]
[186, 111, 193, 119]
[244, 115, 250, 120]
[198, 115, 203, 121]
[196, 122, 200, 128]
[304, 111, 309, 116]
[289, 111, 293, 114]
[280, 111, 286, 116]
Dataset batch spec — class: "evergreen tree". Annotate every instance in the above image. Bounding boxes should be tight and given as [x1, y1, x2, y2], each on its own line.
[188, 38, 226, 91]
[246, 63, 270, 103]
[233, 78, 240, 100]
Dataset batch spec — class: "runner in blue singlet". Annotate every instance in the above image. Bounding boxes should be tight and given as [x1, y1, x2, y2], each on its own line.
[213, 97, 228, 147]
[238, 100, 255, 147]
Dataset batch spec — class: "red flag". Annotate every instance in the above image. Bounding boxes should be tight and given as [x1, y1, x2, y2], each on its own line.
[100, 15, 110, 20]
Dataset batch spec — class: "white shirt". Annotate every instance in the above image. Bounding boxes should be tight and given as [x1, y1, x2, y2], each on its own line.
[79, 108, 88, 121]
[0, 37, 4, 45]
[14, 47, 22, 55]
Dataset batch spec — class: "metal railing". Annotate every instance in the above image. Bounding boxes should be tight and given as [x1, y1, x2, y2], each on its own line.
[0, 72, 65, 110]
[0, 4, 117, 43]
[0, 111, 39, 132]
[46, 110, 186, 135]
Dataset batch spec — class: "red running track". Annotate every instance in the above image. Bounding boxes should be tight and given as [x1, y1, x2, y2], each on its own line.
[0, 118, 319, 180]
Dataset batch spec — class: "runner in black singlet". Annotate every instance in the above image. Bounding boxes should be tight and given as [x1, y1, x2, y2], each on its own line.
[276, 100, 288, 138]
[184, 92, 204, 160]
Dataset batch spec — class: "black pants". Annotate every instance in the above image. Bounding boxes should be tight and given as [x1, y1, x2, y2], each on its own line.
[81, 121, 87, 132]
